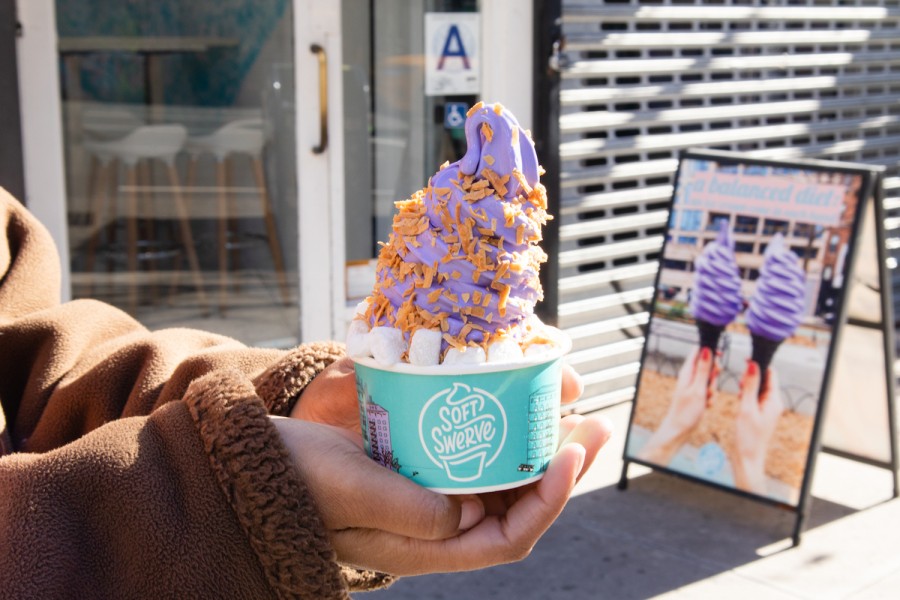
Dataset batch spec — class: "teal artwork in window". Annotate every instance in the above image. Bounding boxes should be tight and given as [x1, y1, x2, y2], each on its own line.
[56, 0, 289, 106]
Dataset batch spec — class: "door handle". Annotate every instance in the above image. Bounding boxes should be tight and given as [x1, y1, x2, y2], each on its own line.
[310, 44, 328, 154]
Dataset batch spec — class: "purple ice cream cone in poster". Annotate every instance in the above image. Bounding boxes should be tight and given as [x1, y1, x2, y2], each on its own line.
[747, 233, 807, 383]
[690, 219, 744, 351]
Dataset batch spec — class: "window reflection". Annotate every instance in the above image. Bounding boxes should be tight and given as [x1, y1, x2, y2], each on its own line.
[57, 0, 299, 347]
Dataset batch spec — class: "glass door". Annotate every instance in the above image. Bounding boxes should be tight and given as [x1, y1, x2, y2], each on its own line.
[340, 0, 479, 334]
[44, 0, 510, 345]
[56, 0, 300, 347]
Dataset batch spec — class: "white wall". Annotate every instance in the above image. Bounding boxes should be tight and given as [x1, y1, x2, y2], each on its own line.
[16, 0, 70, 300]
[480, 0, 534, 131]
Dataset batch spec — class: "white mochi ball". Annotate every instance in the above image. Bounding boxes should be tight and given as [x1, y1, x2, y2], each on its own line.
[442, 345, 487, 366]
[524, 343, 555, 359]
[487, 337, 525, 364]
[369, 327, 407, 366]
[346, 319, 373, 358]
[408, 329, 442, 366]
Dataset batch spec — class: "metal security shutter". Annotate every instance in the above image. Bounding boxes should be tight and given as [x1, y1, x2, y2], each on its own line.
[558, 0, 900, 414]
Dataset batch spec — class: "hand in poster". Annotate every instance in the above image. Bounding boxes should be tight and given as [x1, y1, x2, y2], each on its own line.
[637, 346, 719, 465]
[732, 360, 784, 494]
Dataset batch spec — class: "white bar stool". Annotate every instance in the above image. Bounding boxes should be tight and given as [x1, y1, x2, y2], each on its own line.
[184, 118, 290, 313]
[83, 124, 209, 315]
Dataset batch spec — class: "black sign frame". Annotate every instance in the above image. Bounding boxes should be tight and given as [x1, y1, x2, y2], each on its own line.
[617, 148, 895, 546]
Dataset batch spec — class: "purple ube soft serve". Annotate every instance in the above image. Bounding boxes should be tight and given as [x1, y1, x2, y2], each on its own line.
[690, 219, 744, 351]
[347, 102, 557, 367]
[747, 233, 807, 384]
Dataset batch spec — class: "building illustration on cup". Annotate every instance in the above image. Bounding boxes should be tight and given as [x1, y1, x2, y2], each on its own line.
[419, 382, 508, 482]
[357, 381, 401, 472]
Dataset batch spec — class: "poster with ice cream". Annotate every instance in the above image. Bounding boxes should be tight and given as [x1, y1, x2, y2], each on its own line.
[623, 149, 872, 509]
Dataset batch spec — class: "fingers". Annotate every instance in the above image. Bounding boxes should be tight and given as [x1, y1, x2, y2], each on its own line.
[560, 363, 584, 405]
[558, 414, 613, 482]
[329, 452, 481, 540]
[692, 346, 714, 388]
[761, 368, 785, 416]
[273, 418, 478, 541]
[706, 357, 721, 406]
[739, 360, 761, 410]
[334, 438, 586, 575]
[675, 346, 701, 389]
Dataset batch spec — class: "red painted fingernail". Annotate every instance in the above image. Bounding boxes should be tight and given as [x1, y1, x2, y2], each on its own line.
[748, 361, 758, 376]
[700, 347, 711, 361]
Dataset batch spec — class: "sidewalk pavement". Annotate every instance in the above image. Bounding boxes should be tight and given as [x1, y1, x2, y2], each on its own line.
[361, 402, 900, 600]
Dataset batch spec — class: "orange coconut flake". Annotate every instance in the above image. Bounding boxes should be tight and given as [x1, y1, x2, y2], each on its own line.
[495, 261, 509, 282]
[503, 204, 517, 228]
[512, 170, 533, 196]
[497, 285, 510, 316]
[443, 333, 467, 350]
[463, 188, 490, 202]
[516, 224, 526, 245]
[466, 101, 484, 117]
[482, 124, 493, 142]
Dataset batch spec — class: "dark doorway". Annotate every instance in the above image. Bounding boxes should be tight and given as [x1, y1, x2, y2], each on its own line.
[0, 0, 25, 202]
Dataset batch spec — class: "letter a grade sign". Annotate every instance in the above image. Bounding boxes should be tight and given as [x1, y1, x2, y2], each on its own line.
[425, 12, 480, 97]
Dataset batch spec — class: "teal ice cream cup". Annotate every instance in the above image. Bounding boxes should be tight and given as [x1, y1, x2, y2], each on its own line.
[352, 328, 571, 494]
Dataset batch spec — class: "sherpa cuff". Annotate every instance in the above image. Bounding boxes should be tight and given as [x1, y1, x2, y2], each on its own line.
[254, 341, 347, 417]
[184, 369, 348, 600]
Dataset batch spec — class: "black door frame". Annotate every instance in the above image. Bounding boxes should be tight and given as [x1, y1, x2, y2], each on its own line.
[533, 0, 561, 324]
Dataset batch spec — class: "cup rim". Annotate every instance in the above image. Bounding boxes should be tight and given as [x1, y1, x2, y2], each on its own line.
[351, 326, 572, 375]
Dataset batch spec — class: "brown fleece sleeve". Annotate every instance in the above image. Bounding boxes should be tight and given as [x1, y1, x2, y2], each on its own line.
[0, 190, 395, 594]
[254, 341, 347, 416]
[0, 188, 60, 320]
[0, 371, 348, 599]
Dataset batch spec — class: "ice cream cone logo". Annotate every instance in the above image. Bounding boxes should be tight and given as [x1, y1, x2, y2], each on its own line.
[419, 382, 508, 482]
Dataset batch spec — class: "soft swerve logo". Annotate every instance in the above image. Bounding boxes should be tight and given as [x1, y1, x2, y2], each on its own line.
[419, 382, 508, 482]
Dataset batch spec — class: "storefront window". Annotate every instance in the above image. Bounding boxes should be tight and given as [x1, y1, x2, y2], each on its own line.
[706, 212, 729, 231]
[56, 1, 299, 346]
[734, 214, 758, 234]
[679, 209, 702, 231]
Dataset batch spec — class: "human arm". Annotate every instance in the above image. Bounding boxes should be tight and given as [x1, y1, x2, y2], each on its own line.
[0, 370, 352, 599]
[0, 192, 357, 596]
[731, 361, 784, 495]
[636, 346, 718, 465]
[273, 409, 611, 575]
[0, 191, 611, 593]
